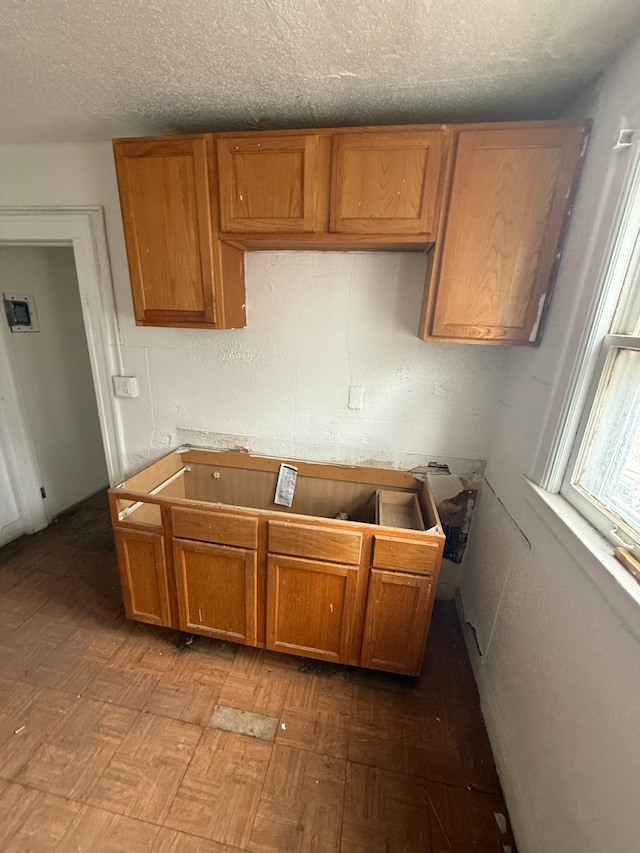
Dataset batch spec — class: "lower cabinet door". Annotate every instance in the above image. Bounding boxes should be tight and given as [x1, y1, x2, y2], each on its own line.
[266, 554, 359, 663]
[361, 569, 433, 676]
[173, 538, 257, 644]
[114, 527, 171, 627]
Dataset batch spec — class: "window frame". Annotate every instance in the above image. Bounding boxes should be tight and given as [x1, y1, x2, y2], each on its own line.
[554, 143, 640, 555]
[561, 334, 640, 554]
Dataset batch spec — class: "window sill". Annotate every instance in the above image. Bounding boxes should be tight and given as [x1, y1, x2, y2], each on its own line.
[523, 476, 640, 641]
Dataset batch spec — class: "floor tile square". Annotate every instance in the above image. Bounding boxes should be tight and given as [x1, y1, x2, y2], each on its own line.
[87, 711, 202, 823]
[16, 697, 138, 801]
[165, 729, 272, 848]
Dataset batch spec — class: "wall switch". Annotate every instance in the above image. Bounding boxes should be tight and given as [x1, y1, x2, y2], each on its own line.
[113, 376, 139, 398]
[348, 385, 365, 410]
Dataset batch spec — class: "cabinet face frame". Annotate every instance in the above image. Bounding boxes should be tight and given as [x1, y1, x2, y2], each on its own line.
[266, 553, 359, 663]
[114, 527, 171, 627]
[113, 134, 218, 327]
[217, 134, 323, 233]
[330, 129, 447, 237]
[420, 121, 589, 345]
[173, 537, 258, 645]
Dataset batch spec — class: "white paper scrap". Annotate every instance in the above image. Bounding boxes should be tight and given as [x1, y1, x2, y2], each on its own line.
[274, 464, 298, 507]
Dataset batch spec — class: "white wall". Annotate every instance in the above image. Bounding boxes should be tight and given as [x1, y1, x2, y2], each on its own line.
[0, 246, 108, 517]
[0, 142, 509, 476]
[0, 138, 509, 595]
[459, 36, 640, 853]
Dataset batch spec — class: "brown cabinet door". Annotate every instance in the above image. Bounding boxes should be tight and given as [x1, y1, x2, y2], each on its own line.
[266, 554, 359, 663]
[174, 538, 257, 645]
[217, 134, 322, 233]
[113, 135, 218, 327]
[428, 124, 586, 344]
[115, 528, 171, 627]
[361, 569, 433, 676]
[330, 129, 446, 236]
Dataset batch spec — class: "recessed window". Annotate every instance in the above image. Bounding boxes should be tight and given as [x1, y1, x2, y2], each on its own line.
[563, 168, 640, 558]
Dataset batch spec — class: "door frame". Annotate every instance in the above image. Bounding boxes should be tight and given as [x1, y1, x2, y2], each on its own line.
[0, 207, 125, 535]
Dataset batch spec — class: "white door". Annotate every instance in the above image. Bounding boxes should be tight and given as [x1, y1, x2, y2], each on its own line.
[1, 245, 109, 519]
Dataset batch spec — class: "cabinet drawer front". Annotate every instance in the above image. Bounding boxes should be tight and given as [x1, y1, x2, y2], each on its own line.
[372, 535, 439, 575]
[268, 520, 362, 564]
[172, 506, 258, 549]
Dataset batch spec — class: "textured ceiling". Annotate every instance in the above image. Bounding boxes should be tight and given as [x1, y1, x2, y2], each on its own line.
[2, 0, 640, 143]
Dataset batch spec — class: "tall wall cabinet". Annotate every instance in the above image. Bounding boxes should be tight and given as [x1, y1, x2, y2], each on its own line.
[113, 120, 587, 343]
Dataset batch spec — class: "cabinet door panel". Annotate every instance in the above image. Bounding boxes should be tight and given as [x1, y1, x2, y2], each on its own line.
[430, 125, 586, 343]
[331, 130, 446, 236]
[361, 569, 432, 675]
[266, 554, 358, 663]
[174, 538, 257, 645]
[218, 135, 321, 232]
[115, 528, 170, 627]
[113, 136, 217, 326]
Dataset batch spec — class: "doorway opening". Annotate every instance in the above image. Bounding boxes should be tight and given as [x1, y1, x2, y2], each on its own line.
[0, 207, 124, 546]
[1, 245, 109, 520]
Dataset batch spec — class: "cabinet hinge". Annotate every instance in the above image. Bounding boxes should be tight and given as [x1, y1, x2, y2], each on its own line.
[40, 486, 46, 499]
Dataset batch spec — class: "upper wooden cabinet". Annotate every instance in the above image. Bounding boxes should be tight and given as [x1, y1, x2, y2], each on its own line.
[215, 124, 448, 244]
[113, 120, 587, 342]
[113, 135, 246, 329]
[420, 123, 587, 344]
[330, 129, 446, 237]
[217, 134, 323, 233]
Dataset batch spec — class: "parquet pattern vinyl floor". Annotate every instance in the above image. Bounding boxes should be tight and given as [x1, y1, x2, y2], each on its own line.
[0, 491, 516, 852]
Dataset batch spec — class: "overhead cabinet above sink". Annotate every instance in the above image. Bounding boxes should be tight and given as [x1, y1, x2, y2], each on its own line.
[113, 119, 588, 343]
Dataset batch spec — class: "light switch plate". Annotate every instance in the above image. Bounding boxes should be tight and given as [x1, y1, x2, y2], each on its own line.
[348, 385, 365, 410]
[113, 376, 139, 398]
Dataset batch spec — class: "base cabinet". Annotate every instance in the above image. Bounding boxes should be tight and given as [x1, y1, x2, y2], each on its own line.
[266, 554, 359, 663]
[110, 449, 446, 674]
[114, 528, 171, 627]
[360, 569, 433, 676]
[173, 538, 257, 645]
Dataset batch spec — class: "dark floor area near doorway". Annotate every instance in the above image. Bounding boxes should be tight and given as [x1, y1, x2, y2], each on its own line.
[0, 491, 516, 851]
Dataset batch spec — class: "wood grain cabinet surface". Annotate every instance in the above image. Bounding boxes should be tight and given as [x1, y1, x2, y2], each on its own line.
[266, 554, 359, 663]
[217, 133, 322, 233]
[113, 120, 587, 343]
[109, 449, 446, 675]
[361, 569, 433, 675]
[173, 538, 258, 645]
[330, 129, 446, 237]
[114, 527, 171, 627]
[420, 123, 588, 344]
[113, 134, 246, 329]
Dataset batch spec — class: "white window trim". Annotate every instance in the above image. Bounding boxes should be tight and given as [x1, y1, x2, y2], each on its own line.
[531, 141, 640, 492]
[524, 478, 640, 641]
[561, 334, 640, 554]
[523, 129, 640, 637]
